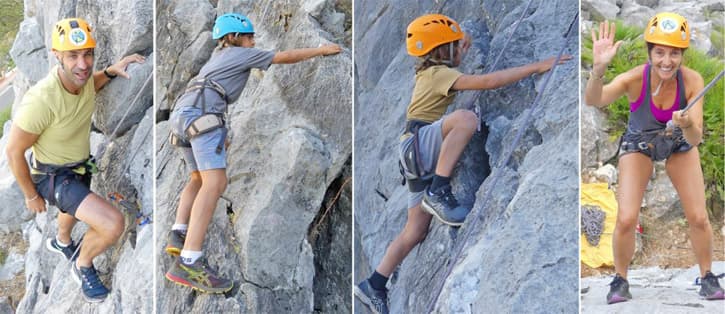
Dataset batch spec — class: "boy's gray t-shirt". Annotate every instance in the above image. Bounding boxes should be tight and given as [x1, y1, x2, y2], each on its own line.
[175, 46, 275, 113]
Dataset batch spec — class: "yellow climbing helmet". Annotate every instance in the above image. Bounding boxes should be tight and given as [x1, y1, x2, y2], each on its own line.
[52, 18, 96, 51]
[644, 12, 689, 49]
[406, 14, 464, 57]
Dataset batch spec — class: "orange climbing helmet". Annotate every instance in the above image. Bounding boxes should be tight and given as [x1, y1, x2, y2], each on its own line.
[644, 12, 689, 49]
[52, 18, 96, 51]
[406, 14, 464, 57]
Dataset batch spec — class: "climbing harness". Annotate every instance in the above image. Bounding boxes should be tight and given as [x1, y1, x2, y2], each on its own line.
[29, 154, 95, 207]
[398, 120, 434, 192]
[426, 11, 579, 312]
[618, 69, 724, 161]
[169, 78, 230, 154]
[581, 205, 606, 246]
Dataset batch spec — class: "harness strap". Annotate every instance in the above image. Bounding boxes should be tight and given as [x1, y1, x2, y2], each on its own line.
[30, 154, 92, 206]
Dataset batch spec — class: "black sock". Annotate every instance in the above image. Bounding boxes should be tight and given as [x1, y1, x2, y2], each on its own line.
[430, 175, 450, 192]
[368, 271, 389, 290]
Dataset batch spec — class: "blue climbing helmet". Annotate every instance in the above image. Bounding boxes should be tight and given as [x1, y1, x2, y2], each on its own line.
[212, 13, 255, 40]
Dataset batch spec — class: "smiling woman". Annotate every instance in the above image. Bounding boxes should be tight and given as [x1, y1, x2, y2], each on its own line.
[583, 12, 724, 304]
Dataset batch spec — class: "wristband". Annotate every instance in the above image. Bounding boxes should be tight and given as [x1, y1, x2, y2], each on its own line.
[589, 70, 604, 81]
[25, 194, 39, 202]
[104, 68, 118, 79]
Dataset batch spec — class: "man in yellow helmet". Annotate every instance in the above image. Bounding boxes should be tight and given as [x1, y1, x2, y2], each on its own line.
[5, 18, 145, 303]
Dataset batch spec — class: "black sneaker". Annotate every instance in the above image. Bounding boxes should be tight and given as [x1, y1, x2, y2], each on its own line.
[607, 273, 632, 304]
[164, 230, 186, 256]
[46, 237, 79, 261]
[698, 271, 725, 300]
[71, 262, 109, 303]
[421, 185, 470, 226]
[353, 279, 389, 314]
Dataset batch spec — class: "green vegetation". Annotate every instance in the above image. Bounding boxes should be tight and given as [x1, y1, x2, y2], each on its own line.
[0, 106, 10, 137]
[583, 20, 725, 216]
[0, 0, 23, 71]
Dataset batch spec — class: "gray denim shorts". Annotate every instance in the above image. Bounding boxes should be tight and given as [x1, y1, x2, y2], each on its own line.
[399, 118, 443, 208]
[170, 106, 227, 172]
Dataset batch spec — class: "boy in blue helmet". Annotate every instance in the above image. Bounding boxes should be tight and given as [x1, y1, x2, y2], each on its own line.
[163, 13, 341, 293]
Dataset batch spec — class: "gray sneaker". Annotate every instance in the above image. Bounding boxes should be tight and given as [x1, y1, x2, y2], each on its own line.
[421, 185, 470, 226]
[354, 279, 389, 314]
[164, 230, 186, 256]
[607, 273, 632, 304]
[698, 271, 724, 300]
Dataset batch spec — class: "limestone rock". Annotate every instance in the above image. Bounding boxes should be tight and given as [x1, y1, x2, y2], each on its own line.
[354, 0, 579, 312]
[155, 0, 352, 312]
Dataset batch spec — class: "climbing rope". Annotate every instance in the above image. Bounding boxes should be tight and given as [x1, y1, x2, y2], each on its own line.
[581, 205, 606, 246]
[468, 0, 536, 132]
[95, 70, 153, 170]
[425, 11, 579, 312]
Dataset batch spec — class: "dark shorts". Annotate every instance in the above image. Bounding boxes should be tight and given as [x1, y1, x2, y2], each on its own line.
[619, 131, 693, 162]
[33, 172, 92, 217]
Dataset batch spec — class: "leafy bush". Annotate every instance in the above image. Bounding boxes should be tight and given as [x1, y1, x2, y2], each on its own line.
[583, 20, 725, 214]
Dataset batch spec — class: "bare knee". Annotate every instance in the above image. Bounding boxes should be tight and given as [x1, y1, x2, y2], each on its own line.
[189, 171, 203, 187]
[201, 173, 227, 195]
[687, 212, 710, 231]
[615, 212, 638, 234]
[453, 109, 478, 133]
[106, 210, 125, 241]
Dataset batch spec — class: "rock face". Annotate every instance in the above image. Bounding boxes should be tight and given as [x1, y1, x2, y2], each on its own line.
[2, 0, 154, 313]
[155, 0, 352, 313]
[581, 262, 725, 313]
[354, 1, 579, 313]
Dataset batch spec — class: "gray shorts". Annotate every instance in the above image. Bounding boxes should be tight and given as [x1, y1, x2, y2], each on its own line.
[399, 118, 443, 208]
[170, 106, 227, 172]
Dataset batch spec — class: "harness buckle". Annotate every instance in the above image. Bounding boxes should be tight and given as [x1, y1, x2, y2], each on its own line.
[638, 142, 649, 150]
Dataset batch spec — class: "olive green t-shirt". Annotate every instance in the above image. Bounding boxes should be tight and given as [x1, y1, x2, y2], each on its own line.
[15, 66, 95, 172]
[406, 65, 463, 123]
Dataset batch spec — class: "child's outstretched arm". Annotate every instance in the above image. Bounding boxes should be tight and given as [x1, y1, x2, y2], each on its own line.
[451, 55, 572, 91]
[272, 44, 341, 64]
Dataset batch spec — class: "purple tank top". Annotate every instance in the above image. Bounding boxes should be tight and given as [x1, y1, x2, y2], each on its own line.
[629, 63, 681, 123]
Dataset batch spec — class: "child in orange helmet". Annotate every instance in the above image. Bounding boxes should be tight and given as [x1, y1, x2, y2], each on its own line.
[354, 13, 570, 314]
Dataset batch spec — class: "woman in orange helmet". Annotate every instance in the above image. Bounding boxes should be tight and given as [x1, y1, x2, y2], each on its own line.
[354, 13, 570, 314]
[585, 13, 724, 303]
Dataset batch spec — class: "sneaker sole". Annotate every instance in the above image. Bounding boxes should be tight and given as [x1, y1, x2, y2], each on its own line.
[704, 290, 724, 300]
[607, 294, 630, 304]
[353, 286, 382, 314]
[165, 272, 233, 294]
[165, 245, 181, 256]
[420, 200, 463, 227]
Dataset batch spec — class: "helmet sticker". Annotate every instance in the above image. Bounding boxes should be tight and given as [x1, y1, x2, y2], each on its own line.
[69, 28, 87, 46]
[214, 27, 219, 35]
[659, 17, 678, 34]
[450, 24, 459, 33]
[416, 41, 423, 50]
[681, 31, 687, 40]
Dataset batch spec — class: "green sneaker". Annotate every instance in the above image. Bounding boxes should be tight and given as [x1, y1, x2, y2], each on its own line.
[164, 230, 185, 256]
[165, 257, 233, 293]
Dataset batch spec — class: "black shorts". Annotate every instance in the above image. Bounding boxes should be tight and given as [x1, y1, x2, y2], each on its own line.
[33, 172, 92, 217]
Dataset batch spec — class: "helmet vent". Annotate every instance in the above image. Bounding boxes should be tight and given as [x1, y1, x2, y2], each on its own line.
[407, 33, 412, 38]
[69, 20, 79, 28]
